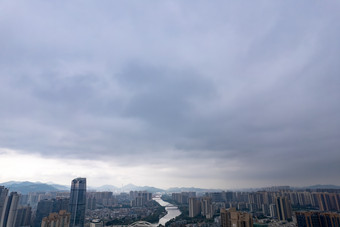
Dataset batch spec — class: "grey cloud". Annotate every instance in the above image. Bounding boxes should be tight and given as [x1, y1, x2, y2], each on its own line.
[0, 0, 340, 187]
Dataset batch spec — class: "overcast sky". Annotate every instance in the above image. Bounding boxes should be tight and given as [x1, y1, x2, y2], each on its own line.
[0, 0, 340, 189]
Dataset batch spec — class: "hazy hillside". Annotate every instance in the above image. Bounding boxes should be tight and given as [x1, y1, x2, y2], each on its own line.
[0, 181, 68, 194]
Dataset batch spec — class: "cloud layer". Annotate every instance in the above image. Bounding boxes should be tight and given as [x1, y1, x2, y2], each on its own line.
[0, 0, 340, 188]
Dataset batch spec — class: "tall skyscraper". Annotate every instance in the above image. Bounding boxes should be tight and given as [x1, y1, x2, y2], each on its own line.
[0, 187, 9, 225]
[0, 192, 20, 227]
[69, 178, 86, 227]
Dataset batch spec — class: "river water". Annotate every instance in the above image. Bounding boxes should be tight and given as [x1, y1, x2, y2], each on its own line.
[153, 196, 181, 226]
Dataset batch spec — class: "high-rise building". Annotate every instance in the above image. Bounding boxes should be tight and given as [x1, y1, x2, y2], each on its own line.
[201, 197, 213, 219]
[207, 192, 224, 203]
[222, 192, 233, 203]
[296, 211, 340, 227]
[69, 178, 86, 227]
[34, 200, 54, 227]
[86, 196, 96, 210]
[310, 192, 340, 211]
[275, 197, 292, 221]
[52, 198, 69, 213]
[269, 204, 277, 218]
[130, 191, 152, 207]
[41, 210, 70, 227]
[0, 192, 20, 227]
[0, 187, 9, 225]
[220, 208, 253, 227]
[171, 192, 196, 204]
[14, 206, 31, 227]
[188, 197, 201, 218]
[34, 198, 70, 227]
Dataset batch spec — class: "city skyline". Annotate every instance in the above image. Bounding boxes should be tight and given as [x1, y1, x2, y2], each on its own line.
[1, 177, 340, 227]
[1, 1, 340, 189]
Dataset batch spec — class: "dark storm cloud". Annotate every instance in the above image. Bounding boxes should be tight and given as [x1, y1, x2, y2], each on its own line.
[0, 0, 340, 187]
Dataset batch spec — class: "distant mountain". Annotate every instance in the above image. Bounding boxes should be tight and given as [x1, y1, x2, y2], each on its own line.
[86, 184, 164, 193]
[0, 181, 164, 194]
[121, 184, 165, 193]
[166, 187, 221, 193]
[0, 181, 69, 194]
[8, 181, 339, 195]
[49, 184, 69, 191]
[91, 185, 119, 192]
[0, 181, 223, 194]
[45, 182, 69, 190]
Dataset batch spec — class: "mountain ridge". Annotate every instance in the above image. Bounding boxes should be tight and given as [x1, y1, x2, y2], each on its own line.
[1, 181, 339, 194]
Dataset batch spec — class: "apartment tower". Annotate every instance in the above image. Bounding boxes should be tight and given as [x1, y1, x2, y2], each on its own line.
[220, 208, 253, 227]
[0, 192, 20, 227]
[275, 197, 292, 221]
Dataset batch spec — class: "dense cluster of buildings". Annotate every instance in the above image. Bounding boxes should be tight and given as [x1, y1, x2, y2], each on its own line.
[172, 191, 294, 222]
[129, 192, 152, 207]
[0, 178, 161, 227]
[86, 191, 153, 210]
[295, 211, 340, 226]
[172, 192, 197, 204]
[199, 189, 340, 215]
[0, 178, 86, 227]
[220, 208, 253, 227]
[169, 187, 340, 227]
[2, 180, 340, 227]
[41, 210, 70, 227]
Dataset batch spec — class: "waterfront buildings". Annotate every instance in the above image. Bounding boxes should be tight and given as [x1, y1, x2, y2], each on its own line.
[130, 191, 152, 207]
[69, 178, 86, 227]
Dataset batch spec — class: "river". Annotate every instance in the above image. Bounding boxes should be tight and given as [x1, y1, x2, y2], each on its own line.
[153, 195, 181, 226]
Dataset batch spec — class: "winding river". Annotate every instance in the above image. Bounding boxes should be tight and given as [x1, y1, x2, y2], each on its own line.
[153, 195, 181, 226]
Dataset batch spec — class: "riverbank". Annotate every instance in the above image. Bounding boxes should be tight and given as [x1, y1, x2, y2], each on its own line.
[153, 195, 181, 226]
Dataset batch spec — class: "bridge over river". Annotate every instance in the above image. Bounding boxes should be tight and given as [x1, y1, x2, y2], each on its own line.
[153, 195, 181, 226]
